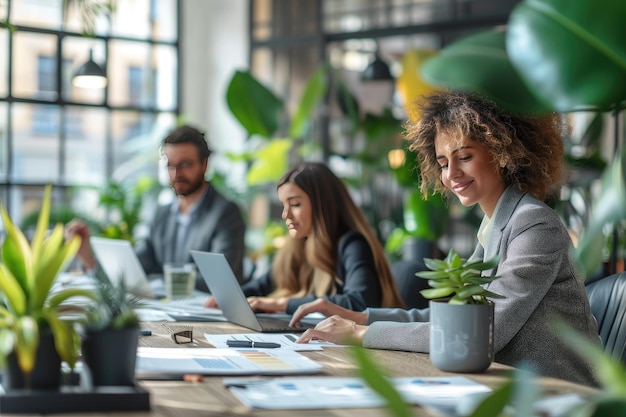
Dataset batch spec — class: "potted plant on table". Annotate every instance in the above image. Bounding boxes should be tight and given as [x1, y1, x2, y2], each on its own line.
[416, 248, 502, 373]
[0, 184, 97, 390]
[79, 271, 141, 387]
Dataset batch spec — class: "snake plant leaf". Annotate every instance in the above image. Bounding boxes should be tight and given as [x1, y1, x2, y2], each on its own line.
[32, 233, 81, 310]
[14, 316, 39, 374]
[44, 312, 78, 369]
[0, 264, 27, 316]
[507, 0, 626, 112]
[226, 70, 283, 139]
[246, 139, 293, 185]
[289, 65, 329, 139]
[421, 29, 551, 114]
[47, 287, 98, 309]
[0, 205, 31, 293]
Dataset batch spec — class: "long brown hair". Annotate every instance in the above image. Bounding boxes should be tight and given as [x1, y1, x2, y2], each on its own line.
[270, 162, 405, 308]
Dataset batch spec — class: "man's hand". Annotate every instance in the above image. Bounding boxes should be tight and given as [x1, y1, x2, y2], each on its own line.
[289, 298, 367, 328]
[296, 315, 368, 345]
[64, 219, 97, 269]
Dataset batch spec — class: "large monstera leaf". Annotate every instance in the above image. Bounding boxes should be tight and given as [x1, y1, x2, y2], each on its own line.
[421, 29, 551, 114]
[507, 0, 626, 112]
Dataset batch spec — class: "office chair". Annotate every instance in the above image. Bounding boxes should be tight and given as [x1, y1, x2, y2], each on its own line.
[585, 271, 626, 363]
[391, 260, 431, 309]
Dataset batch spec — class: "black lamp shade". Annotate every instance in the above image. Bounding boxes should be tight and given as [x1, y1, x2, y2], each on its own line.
[73, 50, 107, 88]
[361, 53, 393, 81]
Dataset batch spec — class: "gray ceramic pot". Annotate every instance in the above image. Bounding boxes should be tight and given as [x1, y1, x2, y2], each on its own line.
[429, 299, 494, 373]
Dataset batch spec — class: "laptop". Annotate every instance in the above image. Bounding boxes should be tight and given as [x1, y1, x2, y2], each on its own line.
[90, 236, 155, 298]
[190, 250, 316, 333]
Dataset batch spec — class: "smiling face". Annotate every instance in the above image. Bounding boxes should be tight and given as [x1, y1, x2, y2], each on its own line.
[164, 143, 208, 197]
[435, 132, 506, 217]
[278, 182, 313, 239]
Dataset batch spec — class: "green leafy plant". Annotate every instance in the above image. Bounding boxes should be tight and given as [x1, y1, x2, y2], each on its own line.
[225, 65, 329, 186]
[89, 176, 162, 243]
[0, 185, 96, 379]
[416, 248, 502, 304]
[81, 271, 140, 332]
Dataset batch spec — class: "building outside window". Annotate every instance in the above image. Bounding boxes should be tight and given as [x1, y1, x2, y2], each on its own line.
[0, 0, 180, 233]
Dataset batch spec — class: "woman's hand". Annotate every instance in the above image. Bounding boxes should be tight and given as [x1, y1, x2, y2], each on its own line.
[203, 296, 219, 308]
[247, 296, 287, 313]
[289, 298, 367, 328]
[296, 315, 368, 345]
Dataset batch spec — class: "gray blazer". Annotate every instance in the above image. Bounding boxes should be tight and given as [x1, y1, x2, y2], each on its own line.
[363, 186, 601, 386]
[135, 182, 246, 285]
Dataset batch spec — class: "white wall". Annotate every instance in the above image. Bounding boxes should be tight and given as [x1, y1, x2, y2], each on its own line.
[180, 0, 249, 191]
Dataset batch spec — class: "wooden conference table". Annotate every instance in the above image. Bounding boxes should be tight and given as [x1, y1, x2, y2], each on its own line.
[131, 320, 596, 417]
[1, 320, 598, 417]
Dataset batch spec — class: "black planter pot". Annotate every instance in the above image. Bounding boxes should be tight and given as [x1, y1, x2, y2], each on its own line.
[81, 327, 139, 387]
[3, 331, 62, 391]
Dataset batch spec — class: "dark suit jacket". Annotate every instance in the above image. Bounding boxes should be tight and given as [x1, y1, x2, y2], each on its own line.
[135, 182, 246, 286]
[242, 231, 383, 314]
[363, 186, 600, 386]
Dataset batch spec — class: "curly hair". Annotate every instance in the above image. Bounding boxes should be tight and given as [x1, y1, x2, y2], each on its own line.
[405, 91, 568, 202]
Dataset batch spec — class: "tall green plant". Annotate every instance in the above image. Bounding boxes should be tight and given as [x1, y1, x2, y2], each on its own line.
[0, 185, 96, 378]
[225, 65, 329, 185]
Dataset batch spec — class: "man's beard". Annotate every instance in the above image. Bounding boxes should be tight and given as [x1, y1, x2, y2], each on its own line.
[172, 175, 205, 197]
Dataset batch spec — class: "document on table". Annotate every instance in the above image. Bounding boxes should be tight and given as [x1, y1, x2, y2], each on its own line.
[136, 294, 227, 322]
[135, 347, 323, 378]
[204, 333, 344, 351]
[224, 376, 492, 410]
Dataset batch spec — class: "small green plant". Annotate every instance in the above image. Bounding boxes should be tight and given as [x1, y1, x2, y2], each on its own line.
[82, 271, 140, 331]
[0, 185, 97, 379]
[416, 248, 503, 304]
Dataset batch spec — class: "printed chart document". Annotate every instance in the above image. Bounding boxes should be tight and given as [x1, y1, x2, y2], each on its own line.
[204, 333, 343, 351]
[224, 376, 492, 410]
[135, 347, 323, 378]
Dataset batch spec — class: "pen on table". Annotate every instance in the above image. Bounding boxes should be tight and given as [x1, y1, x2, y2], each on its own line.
[226, 340, 281, 349]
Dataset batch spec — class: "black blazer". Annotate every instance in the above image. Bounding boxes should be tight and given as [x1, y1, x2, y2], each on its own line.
[242, 231, 383, 314]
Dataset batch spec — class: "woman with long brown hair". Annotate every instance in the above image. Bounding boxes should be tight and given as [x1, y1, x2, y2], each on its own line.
[206, 161, 405, 314]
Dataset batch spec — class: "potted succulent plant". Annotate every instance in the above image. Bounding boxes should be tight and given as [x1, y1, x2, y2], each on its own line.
[79, 271, 141, 387]
[416, 248, 502, 373]
[0, 184, 97, 390]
